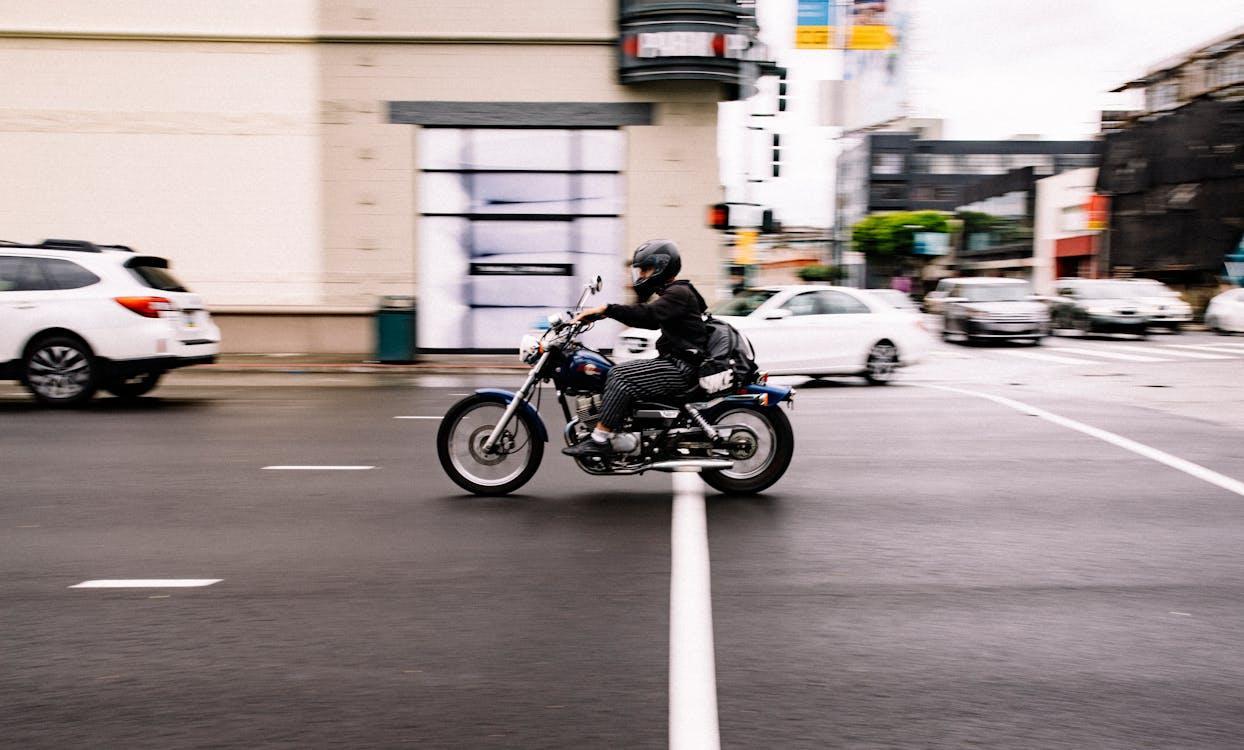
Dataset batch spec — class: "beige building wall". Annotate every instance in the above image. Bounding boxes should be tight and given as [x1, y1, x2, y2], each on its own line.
[1, 1, 734, 351]
[0, 2, 324, 306]
[1034, 167, 1098, 295]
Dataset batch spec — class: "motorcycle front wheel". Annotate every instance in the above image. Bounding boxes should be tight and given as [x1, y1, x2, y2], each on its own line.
[437, 394, 544, 496]
[700, 403, 794, 495]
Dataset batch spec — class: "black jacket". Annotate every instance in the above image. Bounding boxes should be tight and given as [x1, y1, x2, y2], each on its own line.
[604, 280, 709, 364]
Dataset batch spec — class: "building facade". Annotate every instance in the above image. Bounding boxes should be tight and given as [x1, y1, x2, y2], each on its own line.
[1096, 25, 1244, 284]
[0, 1, 767, 353]
[1032, 168, 1100, 295]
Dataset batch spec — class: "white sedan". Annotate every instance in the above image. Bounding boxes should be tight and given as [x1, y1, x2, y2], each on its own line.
[613, 285, 934, 384]
[1205, 288, 1244, 334]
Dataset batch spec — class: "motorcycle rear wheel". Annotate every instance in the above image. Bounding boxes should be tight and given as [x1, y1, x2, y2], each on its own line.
[437, 394, 544, 496]
[700, 403, 794, 495]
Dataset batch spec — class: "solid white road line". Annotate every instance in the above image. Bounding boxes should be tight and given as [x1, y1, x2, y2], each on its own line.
[1162, 343, 1244, 355]
[1121, 346, 1229, 360]
[922, 385, 1244, 499]
[393, 416, 442, 420]
[70, 579, 222, 589]
[669, 470, 722, 750]
[261, 465, 375, 471]
[1046, 347, 1169, 362]
[998, 350, 1096, 365]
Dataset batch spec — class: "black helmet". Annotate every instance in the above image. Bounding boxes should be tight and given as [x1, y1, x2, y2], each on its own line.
[631, 239, 682, 300]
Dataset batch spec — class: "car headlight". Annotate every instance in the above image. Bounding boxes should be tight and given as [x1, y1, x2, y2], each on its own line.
[1086, 306, 1112, 315]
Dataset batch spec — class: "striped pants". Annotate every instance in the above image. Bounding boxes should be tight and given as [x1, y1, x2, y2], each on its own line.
[599, 356, 695, 429]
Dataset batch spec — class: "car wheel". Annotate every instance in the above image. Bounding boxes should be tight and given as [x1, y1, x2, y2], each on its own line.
[1206, 315, 1220, 333]
[864, 341, 898, 385]
[105, 371, 163, 399]
[22, 335, 98, 407]
[1168, 323, 1182, 334]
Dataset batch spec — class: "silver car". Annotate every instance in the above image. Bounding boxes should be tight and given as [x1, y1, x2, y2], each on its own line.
[940, 278, 1050, 344]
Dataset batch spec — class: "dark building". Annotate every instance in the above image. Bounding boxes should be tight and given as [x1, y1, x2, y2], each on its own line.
[1096, 26, 1244, 282]
[865, 133, 1100, 213]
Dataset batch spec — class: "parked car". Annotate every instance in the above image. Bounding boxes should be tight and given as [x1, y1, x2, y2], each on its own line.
[1049, 278, 1150, 338]
[1118, 278, 1192, 332]
[1205, 288, 1244, 334]
[922, 277, 958, 314]
[613, 285, 933, 385]
[0, 238, 220, 406]
[940, 278, 1049, 344]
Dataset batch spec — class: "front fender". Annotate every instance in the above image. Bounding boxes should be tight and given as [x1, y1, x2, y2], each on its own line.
[474, 388, 549, 442]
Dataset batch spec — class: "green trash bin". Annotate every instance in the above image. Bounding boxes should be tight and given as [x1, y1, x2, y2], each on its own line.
[375, 295, 417, 363]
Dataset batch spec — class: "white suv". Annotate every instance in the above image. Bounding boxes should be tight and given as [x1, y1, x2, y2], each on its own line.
[0, 239, 220, 406]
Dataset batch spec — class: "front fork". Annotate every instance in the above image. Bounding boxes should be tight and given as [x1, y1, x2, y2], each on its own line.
[481, 351, 549, 454]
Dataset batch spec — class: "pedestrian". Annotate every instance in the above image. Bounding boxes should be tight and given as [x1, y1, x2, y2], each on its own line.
[563, 239, 708, 457]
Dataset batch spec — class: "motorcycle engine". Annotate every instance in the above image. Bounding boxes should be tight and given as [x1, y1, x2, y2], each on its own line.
[574, 394, 602, 426]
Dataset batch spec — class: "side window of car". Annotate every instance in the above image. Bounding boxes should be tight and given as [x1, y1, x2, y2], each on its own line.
[817, 291, 870, 314]
[0, 256, 52, 292]
[38, 258, 101, 290]
[781, 293, 820, 316]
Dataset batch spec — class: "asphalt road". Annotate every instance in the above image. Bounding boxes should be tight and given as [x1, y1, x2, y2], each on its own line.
[3, 331, 1244, 748]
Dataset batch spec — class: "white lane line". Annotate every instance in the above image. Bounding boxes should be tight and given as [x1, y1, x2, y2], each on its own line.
[921, 385, 1244, 498]
[998, 350, 1096, 365]
[1045, 347, 1169, 362]
[393, 416, 442, 420]
[1118, 346, 1229, 360]
[1162, 344, 1244, 355]
[70, 579, 222, 589]
[262, 465, 375, 471]
[669, 470, 721, 750]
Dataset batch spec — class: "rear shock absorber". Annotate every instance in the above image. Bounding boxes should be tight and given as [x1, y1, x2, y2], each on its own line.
[685, 404, 720, 442]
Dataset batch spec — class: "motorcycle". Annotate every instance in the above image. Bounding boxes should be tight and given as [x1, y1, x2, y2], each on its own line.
[436, 276, 795, 496]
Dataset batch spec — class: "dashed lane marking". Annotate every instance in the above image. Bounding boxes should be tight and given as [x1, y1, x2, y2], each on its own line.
[70, 579, 222, 589]
[1045, 347, 1169, 362]
[262, 465, 375, 471]
[1123, 346, 1229, 360]
[921, 385, 1244, 499]
[669, 471, 722, 750]
[1162, 343, 1244, 355]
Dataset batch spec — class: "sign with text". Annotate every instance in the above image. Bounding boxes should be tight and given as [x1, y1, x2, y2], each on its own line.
[847, 0, 894, 50]
[796, 0, 836, 50]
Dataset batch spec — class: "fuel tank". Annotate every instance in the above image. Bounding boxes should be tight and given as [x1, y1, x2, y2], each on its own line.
[558, 349, 613, 393]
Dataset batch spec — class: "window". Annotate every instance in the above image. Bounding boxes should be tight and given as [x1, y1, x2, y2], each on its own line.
[869, 184, 906, 203]
[128, 263, 187, 292]
[0, 256, 52, 291]
[781, 292, 820, 316]
[816, 290, 870, 314]
[711, 289, 777, 317]
[39, 259, 101, 290]
[417, 128, 625, 349]
[871, 152, 904, 175]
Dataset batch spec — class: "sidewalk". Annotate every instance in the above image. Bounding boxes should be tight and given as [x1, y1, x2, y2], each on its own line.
[199, 353, 529, 375]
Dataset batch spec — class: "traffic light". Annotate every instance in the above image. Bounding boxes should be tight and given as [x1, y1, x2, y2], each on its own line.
[776, 67, 788, 112]
[771, 133, 781, 178]
[708, 202, 730, 230]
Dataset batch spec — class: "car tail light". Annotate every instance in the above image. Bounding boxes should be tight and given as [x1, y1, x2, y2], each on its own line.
[115, 296, 174, 318]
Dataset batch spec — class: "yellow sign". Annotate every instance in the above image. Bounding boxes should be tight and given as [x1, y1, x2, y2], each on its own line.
[734, 230, 758, 265]
[847, 24, 894, 50]
[796, 26, 833, 49]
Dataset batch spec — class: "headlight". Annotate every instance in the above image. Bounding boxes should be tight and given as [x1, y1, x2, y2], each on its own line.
[1087, 306, 1112, 315]
[518, 333, 541, 364]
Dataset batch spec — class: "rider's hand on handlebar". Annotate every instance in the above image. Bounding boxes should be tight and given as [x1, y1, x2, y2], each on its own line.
[573, 305, 607, 324]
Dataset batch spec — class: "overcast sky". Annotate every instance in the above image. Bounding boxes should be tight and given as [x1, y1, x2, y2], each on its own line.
[736, 0, 1244, 226]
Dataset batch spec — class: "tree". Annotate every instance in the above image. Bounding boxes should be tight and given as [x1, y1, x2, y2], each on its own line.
[851, 211, 950, 257]
[796, 264, 846, 282]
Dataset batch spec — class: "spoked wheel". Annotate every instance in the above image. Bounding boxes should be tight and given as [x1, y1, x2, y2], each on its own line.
[864, 340, 899, 385]
[105, 371, 162, 399]
[436, 394, 543, 496]
[23, 336, 98, 407]
[700, 403, 793, 495]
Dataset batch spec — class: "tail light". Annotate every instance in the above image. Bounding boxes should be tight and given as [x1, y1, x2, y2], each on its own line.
[115, 296, 174, 318]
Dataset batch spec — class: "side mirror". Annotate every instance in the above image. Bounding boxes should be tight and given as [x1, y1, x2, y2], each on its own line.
[763, 308, 793, 321]
[547, 313, 565, 328]
[593, 275, 603, 293]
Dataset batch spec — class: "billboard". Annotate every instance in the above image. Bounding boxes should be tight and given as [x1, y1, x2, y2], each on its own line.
[795, 0, 836, 50]
[847, 0, 895, 50]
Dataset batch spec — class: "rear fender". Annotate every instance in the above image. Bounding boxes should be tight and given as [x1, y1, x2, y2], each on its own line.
[719, 383, 793, 408]
[473, 388, 549, 442]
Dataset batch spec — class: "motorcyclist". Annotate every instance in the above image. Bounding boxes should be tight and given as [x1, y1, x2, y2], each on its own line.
[563, 239, 708, 457]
